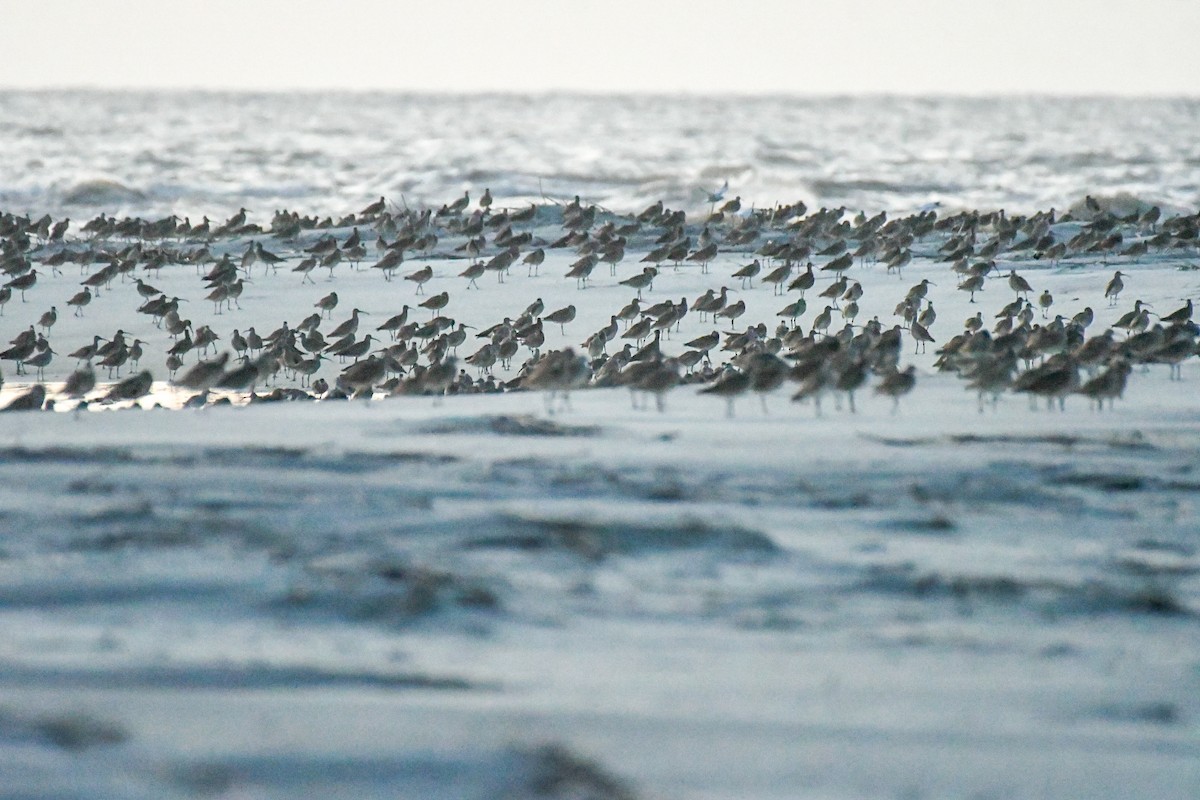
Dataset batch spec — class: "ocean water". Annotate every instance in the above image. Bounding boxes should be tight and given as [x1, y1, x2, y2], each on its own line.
[2, 92, 1199, 220]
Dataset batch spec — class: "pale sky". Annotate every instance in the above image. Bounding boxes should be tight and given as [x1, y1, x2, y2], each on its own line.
[2, 0, 1197, 95]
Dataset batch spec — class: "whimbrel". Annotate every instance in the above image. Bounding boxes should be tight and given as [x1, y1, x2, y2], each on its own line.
[1104, 271, 1125, 306]
[875, 365, 917, 412]
[700, 366, 751, 417]
[544, 304, 576, 335]
[405, 265, 433, 294]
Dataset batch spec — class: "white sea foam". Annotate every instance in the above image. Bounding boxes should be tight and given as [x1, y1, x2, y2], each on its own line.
[1, 93, 1198, 220]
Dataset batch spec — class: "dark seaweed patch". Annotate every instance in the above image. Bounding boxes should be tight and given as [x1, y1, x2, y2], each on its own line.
[1050, 473, 1145, 492]
[468, 514, 778, 560]
[421, 414, 600, 437]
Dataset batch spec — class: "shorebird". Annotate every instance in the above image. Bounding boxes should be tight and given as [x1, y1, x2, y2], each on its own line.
[419, 291, 449, 316]
[621, 315, 654, 345]
[216, 359, 261, 393]
[360, 197, 387, 217]
[405, 265, 433, 294]
[1013, 355, 1079, 410]
[524, 297, 545, 319]
[1149, 333, 1194, 380]
[600, 239, 626, 276]
[465, 342, 498, 375]
[315, 292, 338, 318]
[337, 355, 386, 396]
[64, 366, 96, 399]
[37, 306, 57, 333]
[66, 288, 92, 317]
[619, 267, 657, 298]
[732, 259, 761, 289]
[686, 242, 718, 273]
[372, 249, 405, 281]
[2, 332, 37, 375]
[761, 263, 792, 295]
[626, 357, 682, 412]
[1113, 300, 1152, 334]
[447, 191, 470, 215]
[103, 370, 154, 404]
[485, 247, 519, 283]
[230, 329, 249, 357]
[1, 384, 46, 412]
[1104, 271, 1125, 306]
[820, 253, 853, 275]
[337, 334, 378, 362]
[1077, 359, 1131, 408]
[69, 335, 103, 364]
[564, 253, 598, 288]
[811, 306, 834, 337]
[905, 279, 935, 306]
[916, 302, 936, 329]
[714, 299, 746, 329]
[174, 352, 230, 392]
[206, 283, 231, 314]
[256, 242, 284, 272]
[376, 307, 411, 340]
[1159, 298, 1193, 325]
[25, 345, 54, 380]
[1007, 270, 1034, 298]
[910, 321, 935, 354]
[328, 308, 366, 339]
[544, 304, 576, 335]
[1038, 290, 1053, 319]
[787, 262, 816, 297]
[700, 366, 751, 417]
[523, 247, 546, 277]
[459, 261, 485, 288]
[874, 365, 917, 412]
[293, 257, 318, 283]
[777, 298, 807, 324]
[745, 352, 789, 413]
[523, 348, 590, 411]
[320, 247, 343, 278]
[957, 274, 985, 303]
[818, 275, 848, 308]
[5, 269, 39, 301]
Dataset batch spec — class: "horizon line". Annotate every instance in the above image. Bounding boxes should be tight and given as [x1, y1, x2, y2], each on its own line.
[2, 86, 1199, 101]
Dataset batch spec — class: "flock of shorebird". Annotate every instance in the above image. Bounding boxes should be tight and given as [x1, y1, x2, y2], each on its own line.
[0, 189, 1197, 415]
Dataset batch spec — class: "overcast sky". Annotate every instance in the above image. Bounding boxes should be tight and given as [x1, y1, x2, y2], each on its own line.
[3, 0, 1197, 95]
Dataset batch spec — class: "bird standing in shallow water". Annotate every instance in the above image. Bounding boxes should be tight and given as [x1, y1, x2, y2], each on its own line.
[544, 304, 576, 335]
[875, 365, 917, 413]
[405, 265, 433, 294]
[700, 367, 751, 418]
[315, 292, 338, 318]
[1105, 271, 1125, 306]
[2, 384, 46, 412]
[1007, 270, 1034, 298]
[67, 289, 91, 317]
[1038, 290, 1053, 319]
[104, 370, 154, 404]
[910, 321, 935, 354]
